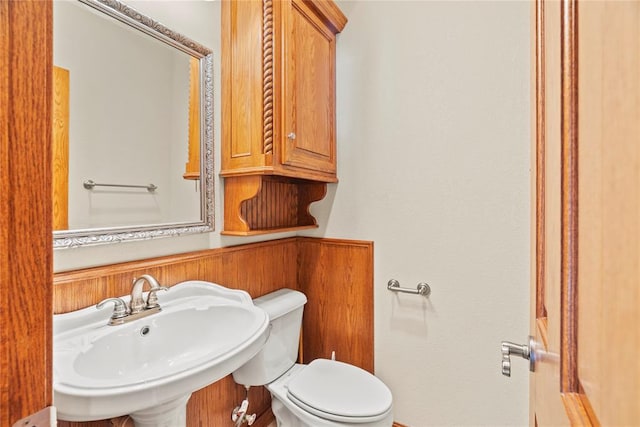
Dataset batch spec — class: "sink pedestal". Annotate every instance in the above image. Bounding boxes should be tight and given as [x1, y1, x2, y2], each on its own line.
[129, 394, 191, 427]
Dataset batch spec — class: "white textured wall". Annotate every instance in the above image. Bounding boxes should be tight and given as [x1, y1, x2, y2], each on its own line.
[305, 1, 531, 425]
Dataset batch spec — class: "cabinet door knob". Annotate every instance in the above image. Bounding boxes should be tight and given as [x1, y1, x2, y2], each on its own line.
[287, 132, 296, 140]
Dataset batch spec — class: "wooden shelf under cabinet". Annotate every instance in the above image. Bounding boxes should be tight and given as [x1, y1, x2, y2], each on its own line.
[222, 175, 327, 236]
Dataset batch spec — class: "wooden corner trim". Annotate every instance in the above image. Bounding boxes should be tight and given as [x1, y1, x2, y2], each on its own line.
[560, 0, 579, 394]
[534, 0, 547, 320]
[561, 392, 600, 426]
[297, 236, 373, 248]
[303, 0, 347, 33]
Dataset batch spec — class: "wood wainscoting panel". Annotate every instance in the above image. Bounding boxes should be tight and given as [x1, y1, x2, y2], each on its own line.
[54, 238, 298, 427]
[53, 239, 299, 313]
[54, 237, 374, 427]
[297, 238, 374, 373]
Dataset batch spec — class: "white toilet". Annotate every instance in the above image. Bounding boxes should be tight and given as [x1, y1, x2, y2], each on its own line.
[233, 289, 393, 427]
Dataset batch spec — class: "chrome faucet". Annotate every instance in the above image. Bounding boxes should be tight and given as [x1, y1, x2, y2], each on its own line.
[97, 274, 168, 325]
[130, 274, 167, 314]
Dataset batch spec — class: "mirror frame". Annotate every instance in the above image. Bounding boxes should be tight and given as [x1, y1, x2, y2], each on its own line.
[53, 0, 214, 249]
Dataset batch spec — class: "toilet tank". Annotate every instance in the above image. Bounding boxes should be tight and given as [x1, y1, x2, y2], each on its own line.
[232, 288, 307, 386]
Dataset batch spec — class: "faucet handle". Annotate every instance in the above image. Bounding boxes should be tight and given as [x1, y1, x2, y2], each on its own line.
[96, 297, 128, 325]
[145, 286, 169, 309]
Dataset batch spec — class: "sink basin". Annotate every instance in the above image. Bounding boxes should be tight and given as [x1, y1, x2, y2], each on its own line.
[53, 281, 269, 425]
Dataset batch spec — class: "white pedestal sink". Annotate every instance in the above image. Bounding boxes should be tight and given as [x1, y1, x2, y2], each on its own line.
[53, 281, 269, 426]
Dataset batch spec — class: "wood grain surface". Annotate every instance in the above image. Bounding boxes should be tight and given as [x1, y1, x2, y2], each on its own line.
[0, 0, 53, 424]
[223, 175, 326, 235]
[52, 65, 69, 230]
[298, 238, 374, 373]
[576, 0, 640, 423]
[220, 0, 345, 183]
[183, 57, 201, 180]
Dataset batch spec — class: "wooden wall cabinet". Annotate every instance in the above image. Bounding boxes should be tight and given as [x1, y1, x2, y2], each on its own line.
[221, 0, 347, 235]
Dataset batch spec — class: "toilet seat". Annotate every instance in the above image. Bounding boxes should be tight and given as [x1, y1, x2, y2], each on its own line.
[286, 359, 393, 423]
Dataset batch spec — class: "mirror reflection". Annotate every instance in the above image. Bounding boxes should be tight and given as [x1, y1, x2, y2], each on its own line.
[52, 0, 214, 248]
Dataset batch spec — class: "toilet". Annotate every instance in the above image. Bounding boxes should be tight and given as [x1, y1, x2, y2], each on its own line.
[233, 289, 393, 427]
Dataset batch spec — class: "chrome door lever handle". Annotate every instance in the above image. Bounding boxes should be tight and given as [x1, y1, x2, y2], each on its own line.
[501, 336, 535, 377]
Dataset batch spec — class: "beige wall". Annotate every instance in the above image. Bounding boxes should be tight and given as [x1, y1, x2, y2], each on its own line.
[305, 1, 531, 425]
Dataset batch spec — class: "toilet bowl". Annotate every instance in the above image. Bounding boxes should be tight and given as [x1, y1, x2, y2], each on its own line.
[268, 362, 393, 427]
[232, 289, 393, 427]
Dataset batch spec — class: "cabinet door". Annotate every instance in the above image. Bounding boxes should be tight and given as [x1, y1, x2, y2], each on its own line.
[282, 0, 337, 176]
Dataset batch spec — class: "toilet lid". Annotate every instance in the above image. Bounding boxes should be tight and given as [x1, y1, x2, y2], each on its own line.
[287, 359, 392, 422]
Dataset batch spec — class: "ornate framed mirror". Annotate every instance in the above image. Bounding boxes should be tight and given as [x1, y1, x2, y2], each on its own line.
[52, 0, 214, 249]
